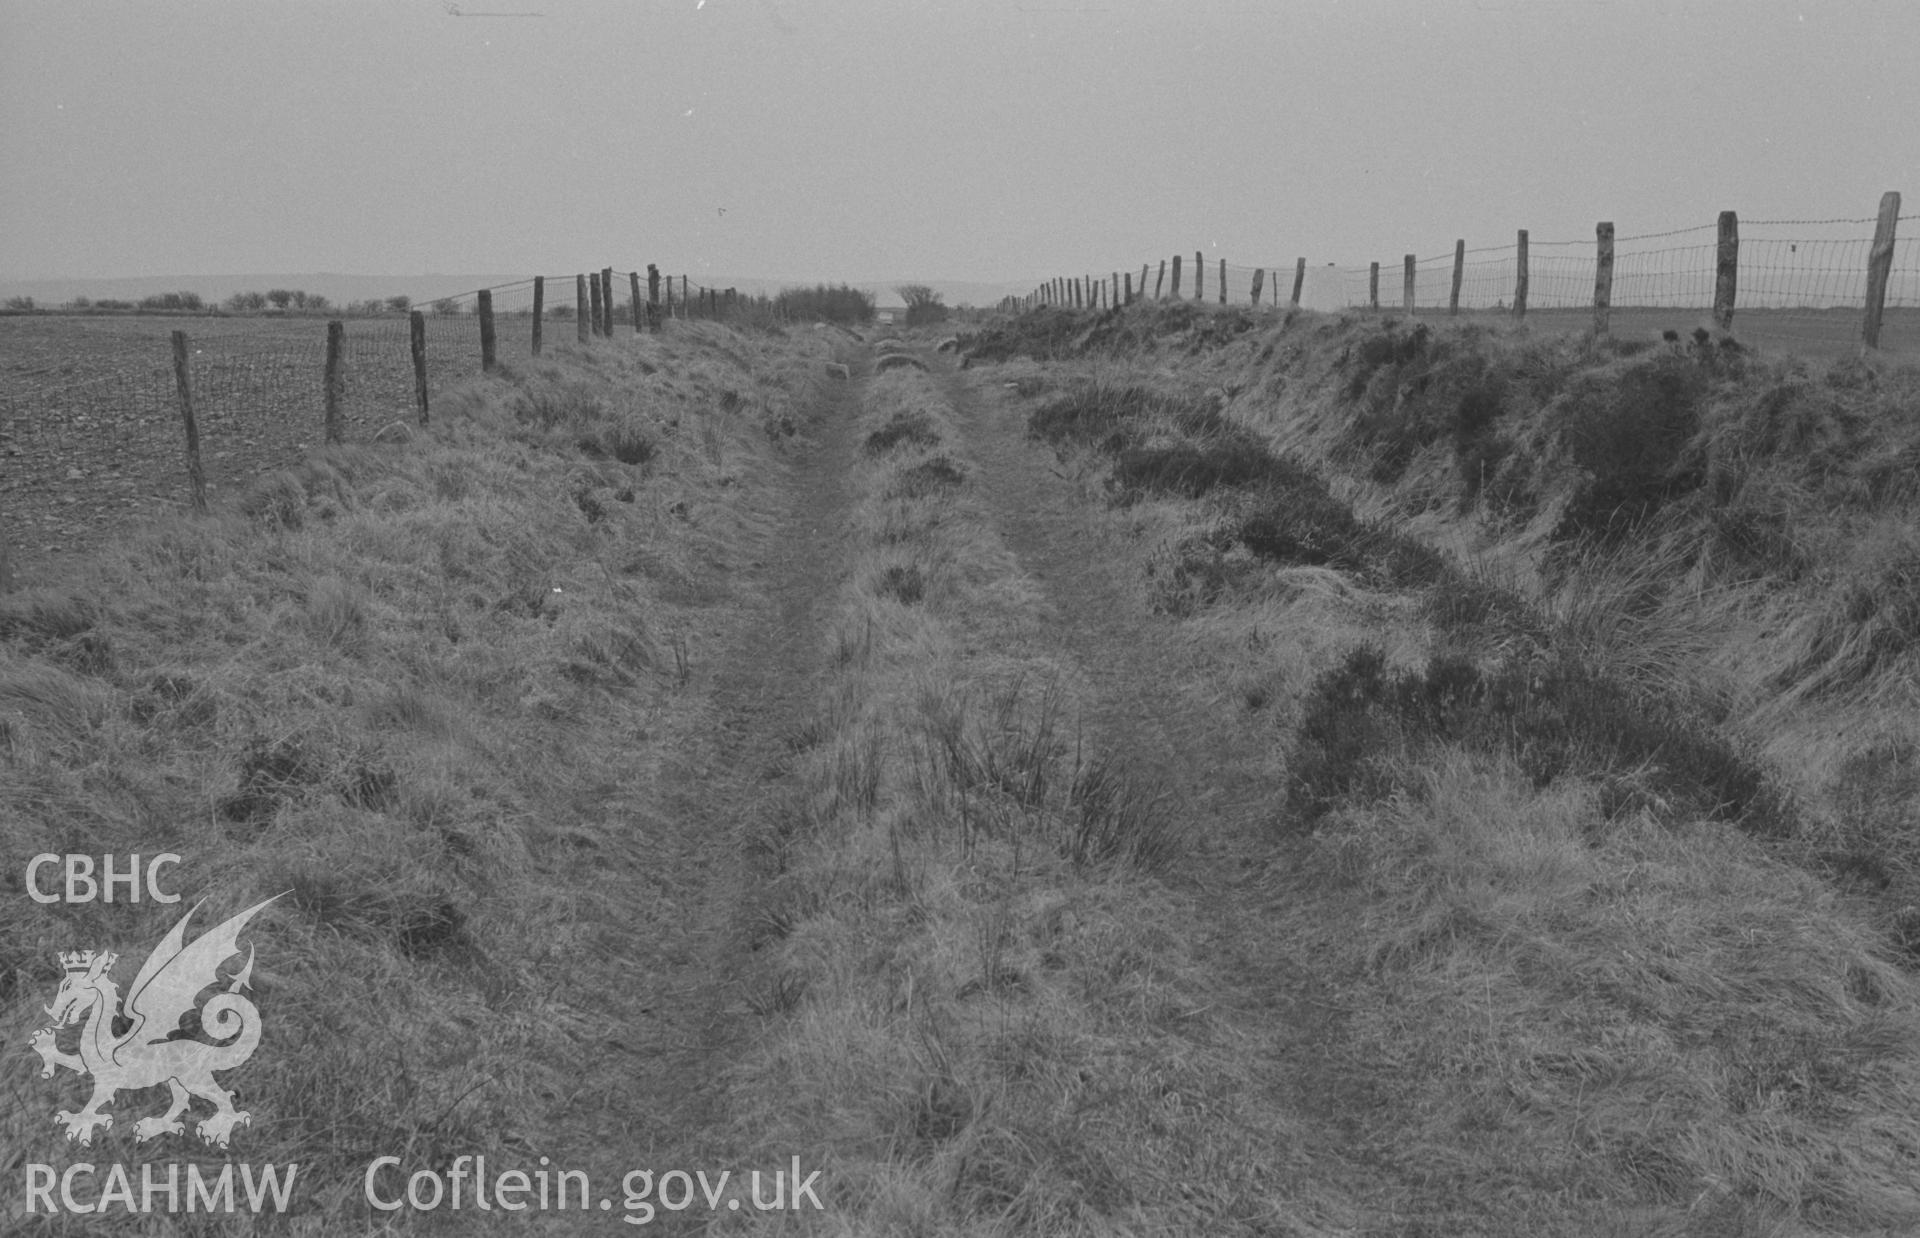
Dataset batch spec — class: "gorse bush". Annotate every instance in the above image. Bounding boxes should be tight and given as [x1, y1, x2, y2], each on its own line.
[1288, 644, 1789, 836]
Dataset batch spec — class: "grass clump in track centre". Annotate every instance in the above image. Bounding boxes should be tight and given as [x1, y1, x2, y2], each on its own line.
[720, 367, 1290, 1234]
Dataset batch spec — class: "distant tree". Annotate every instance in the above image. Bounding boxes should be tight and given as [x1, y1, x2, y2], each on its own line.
[67, 297, 89, 310]
[432, 298, 459, 317]
[304, 293, 330, 312]
[4, 296, 34, 312]
[896, 284, 949, 326]
[772, 283, 875, 325]
[386, 295, 412, 314]
[225, 290, 267, 312]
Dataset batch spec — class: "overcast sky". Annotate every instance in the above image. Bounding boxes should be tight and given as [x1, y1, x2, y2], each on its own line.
[3, 0, 1916, 287]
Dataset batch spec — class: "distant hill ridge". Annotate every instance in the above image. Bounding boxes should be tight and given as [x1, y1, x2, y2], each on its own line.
[0, 273, 1035, 311]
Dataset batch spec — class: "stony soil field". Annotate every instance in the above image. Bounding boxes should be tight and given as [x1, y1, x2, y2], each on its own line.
[0, 314, 496, 582]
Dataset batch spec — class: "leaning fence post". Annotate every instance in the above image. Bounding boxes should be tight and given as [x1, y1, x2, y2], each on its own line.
[323, 319, 344, 444]
[1864, 191, 1901, 349]
[1514, 230, 1529, 320]
[1594, 221, 1615, 337]
[170, 330, 208, 514]
[410, 310, 429, 424]
[532, 275, 545, 356]
[1153, 260, 1165, 300]
[1291, 258, 1306, 307]
[478, 289, 497, 371]
[1449, 240, 1465, 315]
[1714, 211, 1739, 330]
[1250, 267, 1265, 306]
[1403, 254, 1416, 314]
[576, 275, 590, 343]
[1368, 262, 1380, 311]
[1139, 264, 1149, 302]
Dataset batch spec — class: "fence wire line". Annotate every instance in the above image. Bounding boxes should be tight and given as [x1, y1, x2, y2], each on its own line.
[1025, 209, 1920, 359]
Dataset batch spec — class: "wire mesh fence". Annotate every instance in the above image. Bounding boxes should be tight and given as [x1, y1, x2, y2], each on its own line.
[1023, 196, 1920, 361]
[0, 265, 787, 580]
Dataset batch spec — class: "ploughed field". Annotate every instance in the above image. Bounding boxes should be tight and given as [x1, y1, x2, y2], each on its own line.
[0, 313, 490, 580]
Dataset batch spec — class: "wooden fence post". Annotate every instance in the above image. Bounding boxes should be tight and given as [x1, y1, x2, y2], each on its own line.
[1449, 240, 1465, 315]
[1291, 258, 1306, 307]
[478, 289, 497, 371]
[1368, 262, 1380, 311]
[170, 330, 208, 513]
[1864, 191, 1901, 349]
[1514, 230, 1529, 321]
[1123, 272, 1132, 304]
[1714, 211, 1739, 330]
[629, 271, 643, 335]
[1139, 265, 1149, 302]
[1218, 258, 1227, 305]
[1171, 255, 1183, 299]
[410, 310, 429, 424]
[602, 267, 615, 335]
[323, 320, 344, 444]
[532, 275, 545, 356]
[1403, 254, 1416, 314]
[1250, 267, 1265, 306]
[1195, 252, 1205, 301]
[589, 273, 604, 336]
[1594, 221, 1615, 337]
[576, 275, 589, 343]
[1155, 260, 1167, 300]
[681, 276, 688, 319]
[647, 264, 662, 333]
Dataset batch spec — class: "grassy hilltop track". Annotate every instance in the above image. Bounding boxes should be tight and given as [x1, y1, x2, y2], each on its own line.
[11, 307, 1920, 1234]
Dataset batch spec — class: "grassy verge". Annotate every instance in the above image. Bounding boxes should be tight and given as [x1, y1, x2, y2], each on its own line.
[969, 309, 1920, 1233]
[1, 323, 831, 1231]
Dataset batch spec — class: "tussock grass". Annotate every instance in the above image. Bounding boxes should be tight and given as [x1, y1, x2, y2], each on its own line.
[1300, 750, 1920, 1232]
[0, 321, 832, 1229]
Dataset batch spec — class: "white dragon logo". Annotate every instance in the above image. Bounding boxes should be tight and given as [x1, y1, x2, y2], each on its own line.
[29, 895, 280, 1149]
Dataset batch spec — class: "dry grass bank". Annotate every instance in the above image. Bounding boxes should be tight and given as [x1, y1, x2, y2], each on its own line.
[957, 303, 1920, 1234]
[1, 322, 834, 1232]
